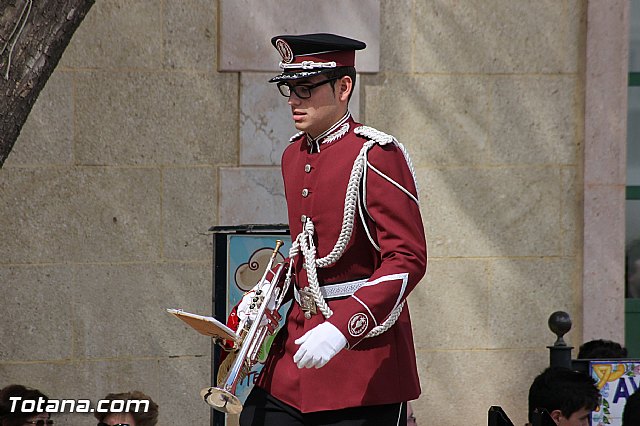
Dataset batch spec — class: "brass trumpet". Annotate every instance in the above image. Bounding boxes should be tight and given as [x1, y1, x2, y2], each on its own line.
[201, 240, 288, 414]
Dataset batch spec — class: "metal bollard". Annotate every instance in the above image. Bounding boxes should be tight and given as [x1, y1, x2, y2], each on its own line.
[547, 311, 574, 369]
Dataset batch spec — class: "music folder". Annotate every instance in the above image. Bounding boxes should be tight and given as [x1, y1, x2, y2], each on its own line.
[166, 308, 239, 342]
[488, 406, 515, 426]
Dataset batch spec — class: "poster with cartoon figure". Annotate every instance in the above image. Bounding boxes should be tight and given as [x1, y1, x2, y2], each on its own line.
[590, 361, 640, 425]
[226, 234, 292, 406]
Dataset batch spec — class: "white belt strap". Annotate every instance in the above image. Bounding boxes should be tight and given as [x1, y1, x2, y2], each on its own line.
[294, 278, 368, 304]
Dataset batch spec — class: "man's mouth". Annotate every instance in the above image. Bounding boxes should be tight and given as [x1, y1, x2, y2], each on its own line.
[292, 111, 306, 121]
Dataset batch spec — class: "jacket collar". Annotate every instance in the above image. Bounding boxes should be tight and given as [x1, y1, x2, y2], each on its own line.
[307, 111, 352, 153]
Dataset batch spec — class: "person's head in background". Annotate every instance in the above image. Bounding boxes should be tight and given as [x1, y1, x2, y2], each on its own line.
[528, 367, 600, 426]
[0, 384, 52, 426]
[94, 391, 158, 426]
[577, 339, 628, 359]
[622, 390, 640, 426]
[407, 401, 417, 425]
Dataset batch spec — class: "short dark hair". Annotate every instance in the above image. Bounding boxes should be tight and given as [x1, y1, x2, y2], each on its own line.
[528, 367, 600, 423]
[0, 384, 49, 426]
[94, 390, 159, 426]
[578, 339, 628, 359]
[622, 389, 640, 426]
[324, 66, 357, 102]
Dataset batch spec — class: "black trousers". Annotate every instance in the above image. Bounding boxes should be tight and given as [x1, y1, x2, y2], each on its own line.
[239, 387, 406, 426]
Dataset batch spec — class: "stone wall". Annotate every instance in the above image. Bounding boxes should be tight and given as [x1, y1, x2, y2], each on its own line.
[0, 1, 628, 425]
[371, 2, 584, 424]
[0, 1, 227, 425]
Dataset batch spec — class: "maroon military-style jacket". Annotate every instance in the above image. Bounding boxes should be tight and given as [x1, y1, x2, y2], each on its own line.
[255, 115, 427, 413]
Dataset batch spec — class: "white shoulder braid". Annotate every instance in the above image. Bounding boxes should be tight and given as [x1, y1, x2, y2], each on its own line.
[289, 131, 305, 143]
[354, 125, 397, 146]
[354, 125, 418, 193]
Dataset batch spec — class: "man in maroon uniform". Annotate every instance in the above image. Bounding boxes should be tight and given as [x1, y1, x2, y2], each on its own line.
[239, 33, 427, 426]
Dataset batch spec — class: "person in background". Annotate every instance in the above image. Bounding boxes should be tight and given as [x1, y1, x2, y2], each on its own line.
[94, 391, 158, 426]
[0, 384, 53, 426]
[622, 390, 640, 426]
[527, 367, 600, 426]
[577, 339, 628, 359]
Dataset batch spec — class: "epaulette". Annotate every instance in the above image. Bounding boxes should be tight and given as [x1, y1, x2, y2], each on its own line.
[289, 131, 305, 143]
[354, 126, 397, 146]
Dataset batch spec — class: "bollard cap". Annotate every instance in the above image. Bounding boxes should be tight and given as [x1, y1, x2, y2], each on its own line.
[548, 311, 572, 346]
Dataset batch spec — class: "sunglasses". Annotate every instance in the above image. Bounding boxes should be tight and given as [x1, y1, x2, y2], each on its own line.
[26, 421, 54, 426]
[97, 423, 130, 426]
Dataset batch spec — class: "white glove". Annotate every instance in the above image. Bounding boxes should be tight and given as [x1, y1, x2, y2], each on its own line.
[293, 322, 347, 369]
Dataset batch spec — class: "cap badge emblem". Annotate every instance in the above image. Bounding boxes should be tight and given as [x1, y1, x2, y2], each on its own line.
[275, 39, 294, 64]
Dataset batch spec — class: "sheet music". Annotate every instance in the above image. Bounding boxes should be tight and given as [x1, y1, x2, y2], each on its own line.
[166, 308, 239, 342]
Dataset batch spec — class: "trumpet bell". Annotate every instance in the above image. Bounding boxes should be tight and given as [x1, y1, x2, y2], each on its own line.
[200, 386, 243, 414]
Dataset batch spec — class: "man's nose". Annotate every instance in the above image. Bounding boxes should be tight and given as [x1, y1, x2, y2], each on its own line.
[288, 91, 302, 105]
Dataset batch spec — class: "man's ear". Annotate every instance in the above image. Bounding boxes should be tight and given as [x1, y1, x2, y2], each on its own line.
[337, 76, 352, 102]
[549, 409, 563, 424]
